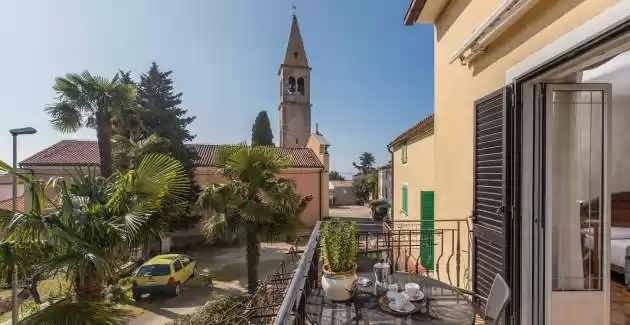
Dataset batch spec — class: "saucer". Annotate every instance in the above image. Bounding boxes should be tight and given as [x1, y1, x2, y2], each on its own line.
[388, 301, 415, 313]
[408, 291, 425, 301]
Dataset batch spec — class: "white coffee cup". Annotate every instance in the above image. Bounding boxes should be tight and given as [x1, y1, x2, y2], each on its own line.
[394, 292, 410, 310]
[405, 282, 420, 298]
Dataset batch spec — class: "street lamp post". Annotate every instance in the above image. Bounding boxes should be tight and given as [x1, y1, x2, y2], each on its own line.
[8, 127, 37, 325]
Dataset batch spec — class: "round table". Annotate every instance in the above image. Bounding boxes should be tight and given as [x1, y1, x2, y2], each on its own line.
[306, 272, 476, 325]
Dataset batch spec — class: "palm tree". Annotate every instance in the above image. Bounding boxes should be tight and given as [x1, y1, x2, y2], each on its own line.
[111, 133, 171, 171]
[195, 145, 313, 293]
[45, 71, 137, 177]
[0, 153, 189, 323]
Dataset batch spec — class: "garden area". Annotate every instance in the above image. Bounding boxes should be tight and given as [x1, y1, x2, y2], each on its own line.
[0, 66, 314, 325]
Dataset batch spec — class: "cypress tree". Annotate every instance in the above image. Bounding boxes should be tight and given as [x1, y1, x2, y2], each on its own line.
[251, 110, 274, 146]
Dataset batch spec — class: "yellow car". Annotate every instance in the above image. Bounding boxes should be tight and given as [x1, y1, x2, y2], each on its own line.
[131, 254, 197, 299]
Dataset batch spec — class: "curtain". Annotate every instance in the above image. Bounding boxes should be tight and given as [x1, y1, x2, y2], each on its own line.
[551, 72, 603, 290]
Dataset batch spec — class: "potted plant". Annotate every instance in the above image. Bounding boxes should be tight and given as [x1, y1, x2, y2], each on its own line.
[320, 221, 358, 301]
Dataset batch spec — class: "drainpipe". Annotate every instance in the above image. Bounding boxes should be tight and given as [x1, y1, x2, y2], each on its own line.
[387, 145, 394, 223]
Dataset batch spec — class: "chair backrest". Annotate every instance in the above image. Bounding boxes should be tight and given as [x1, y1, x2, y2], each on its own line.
[484, 274, 511, 325]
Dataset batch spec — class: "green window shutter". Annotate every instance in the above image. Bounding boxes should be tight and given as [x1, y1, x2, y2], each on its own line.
[401, 142, 408, 164]
[401, 185, 408, 215]
[420, 191, 435, 272]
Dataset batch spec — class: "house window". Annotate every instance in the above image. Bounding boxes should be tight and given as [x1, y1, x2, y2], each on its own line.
[401, 185, 408, 217]
[401, 141, 408, 164]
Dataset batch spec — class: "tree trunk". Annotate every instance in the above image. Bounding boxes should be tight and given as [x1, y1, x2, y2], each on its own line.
[74, 276, 104, 302]
[245, 227, 260, 294]
[95, 112, 114, 177]
[30, 275, 41, 304]
[5, 271, 12, 287]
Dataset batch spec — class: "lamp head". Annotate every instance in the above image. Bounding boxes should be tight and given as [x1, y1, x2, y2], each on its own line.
[9, 127, 37, 136]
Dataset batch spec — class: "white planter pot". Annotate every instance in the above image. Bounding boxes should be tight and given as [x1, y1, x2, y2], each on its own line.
[321, 266, 357, 301]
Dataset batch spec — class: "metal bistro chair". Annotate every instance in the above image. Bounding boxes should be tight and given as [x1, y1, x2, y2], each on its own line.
[459, 274, 511, 325]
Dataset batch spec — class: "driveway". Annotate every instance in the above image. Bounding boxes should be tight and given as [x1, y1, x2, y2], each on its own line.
[127, 242, 299, 325]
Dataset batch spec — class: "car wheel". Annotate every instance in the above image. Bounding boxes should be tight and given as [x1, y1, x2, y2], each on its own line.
[172, 282, 181, 297]
[132, 292, 142, 301]
[192, 266, 197, 277]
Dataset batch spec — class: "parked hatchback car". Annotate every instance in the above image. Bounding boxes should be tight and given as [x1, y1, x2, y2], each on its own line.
[369, 199, 390, 221]
[131, 253, 197, 300]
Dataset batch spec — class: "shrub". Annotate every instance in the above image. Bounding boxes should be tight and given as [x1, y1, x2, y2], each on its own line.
[320, 221, 357, 273]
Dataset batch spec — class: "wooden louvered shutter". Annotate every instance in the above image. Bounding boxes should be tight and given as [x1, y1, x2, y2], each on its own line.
[420, 191, 435, 272]
[472, 85, 520, 324]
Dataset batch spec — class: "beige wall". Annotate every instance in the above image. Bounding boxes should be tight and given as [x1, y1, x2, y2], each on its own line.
[428, 0, 621, 321]
[332, 184, 356, 206]
[196, 167, 323, 227]
[392, 133, 435, 221]
[432, 0, 618, 225]
[306, 135, 330, 219]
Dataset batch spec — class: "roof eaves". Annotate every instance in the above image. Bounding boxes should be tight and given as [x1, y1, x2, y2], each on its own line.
[404, 0, 427, 25]
[387, 114, 434, 149]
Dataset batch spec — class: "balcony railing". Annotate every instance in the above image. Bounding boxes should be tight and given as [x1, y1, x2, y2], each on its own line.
[243, 218, 471, 324]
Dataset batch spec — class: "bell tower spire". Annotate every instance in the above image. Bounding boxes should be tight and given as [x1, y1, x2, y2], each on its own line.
[282, 6, 309, 68]
[278, 8, 311, 148]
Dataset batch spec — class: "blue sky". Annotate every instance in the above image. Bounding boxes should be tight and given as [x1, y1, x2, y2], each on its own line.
[0, 0, 433, 176]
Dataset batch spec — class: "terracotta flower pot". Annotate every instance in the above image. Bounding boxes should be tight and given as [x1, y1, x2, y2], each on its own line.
[321, 263, 357, 301]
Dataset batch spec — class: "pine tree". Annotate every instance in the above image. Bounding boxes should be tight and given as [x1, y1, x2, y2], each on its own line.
[251, 110, 274, 146]
[118, 62, 200, 230]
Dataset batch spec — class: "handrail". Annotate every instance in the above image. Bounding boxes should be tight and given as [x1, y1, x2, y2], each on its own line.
[273, 221, 321, 325]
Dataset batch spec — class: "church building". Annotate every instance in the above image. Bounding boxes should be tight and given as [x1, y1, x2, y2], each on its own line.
[8, 11, 330, 234]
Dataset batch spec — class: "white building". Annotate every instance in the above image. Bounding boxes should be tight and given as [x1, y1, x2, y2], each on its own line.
[377, 164, 391, 202]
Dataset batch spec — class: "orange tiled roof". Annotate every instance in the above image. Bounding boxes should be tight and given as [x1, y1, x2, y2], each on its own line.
[0, 196, 25, 212]
[20, 140, 324, 169]
[387, 113, 434, 149]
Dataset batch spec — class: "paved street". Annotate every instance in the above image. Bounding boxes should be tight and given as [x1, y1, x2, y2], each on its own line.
[127, 242, 299, 325]
[328, 205, 383, 233]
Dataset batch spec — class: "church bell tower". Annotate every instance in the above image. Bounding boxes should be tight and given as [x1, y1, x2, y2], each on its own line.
[278, 9, 311, 148]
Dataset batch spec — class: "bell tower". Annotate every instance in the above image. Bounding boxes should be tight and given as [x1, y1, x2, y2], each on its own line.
[278, 8, 311, 148]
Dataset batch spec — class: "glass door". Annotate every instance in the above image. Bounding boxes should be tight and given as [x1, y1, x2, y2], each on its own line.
[541, 83, 611, 325]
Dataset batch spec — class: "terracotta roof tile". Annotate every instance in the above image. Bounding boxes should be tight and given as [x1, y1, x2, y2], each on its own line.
[20, 140, 324, 169]
[387, 113, 434, 149]
[0, 196, 25, 212]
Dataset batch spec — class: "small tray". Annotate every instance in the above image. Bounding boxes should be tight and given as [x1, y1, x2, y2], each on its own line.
[378, 295, 423, 316]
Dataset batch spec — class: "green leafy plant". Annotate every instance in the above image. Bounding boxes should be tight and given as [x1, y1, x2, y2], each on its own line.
[320, 222, 358, 273]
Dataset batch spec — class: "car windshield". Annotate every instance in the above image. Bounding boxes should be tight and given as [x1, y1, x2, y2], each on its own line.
[137, 264, 171, 277]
